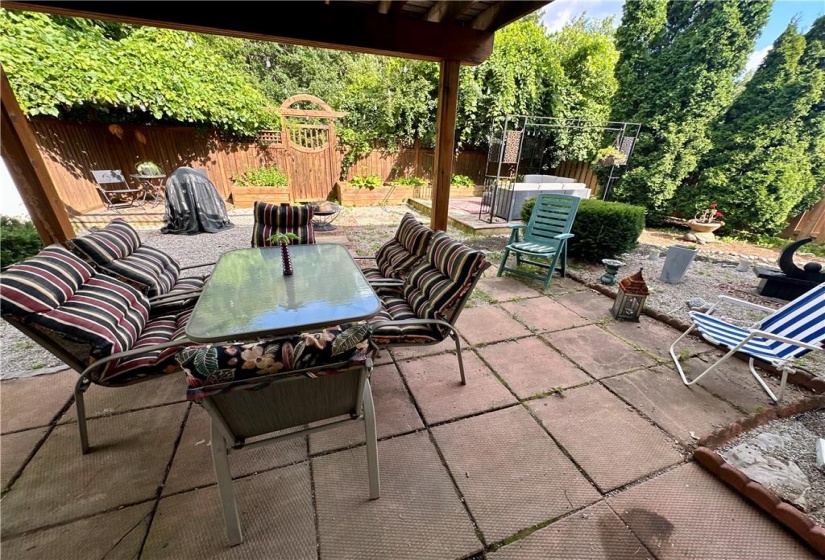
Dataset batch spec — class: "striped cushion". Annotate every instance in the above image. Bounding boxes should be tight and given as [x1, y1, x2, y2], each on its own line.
[367, 296, 441, 344]
[251, 202, 315, 247]
[150, 277, 206, 315]
[404, 232, 488, 321]
[374, 213, 432, 278]
[67, 218, 141, 264]
[361, 267, 385, 281]
[0, 245, 94, 316]
[103, 246, 181, 297]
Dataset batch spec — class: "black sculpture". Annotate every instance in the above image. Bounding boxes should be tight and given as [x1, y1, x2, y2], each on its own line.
[754, 237, 825, 300]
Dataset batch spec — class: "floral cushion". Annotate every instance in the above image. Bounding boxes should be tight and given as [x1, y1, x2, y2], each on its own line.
[367, 296, 441, 345]
[251, 202, 315, 247]
[179, 323, 370, 400]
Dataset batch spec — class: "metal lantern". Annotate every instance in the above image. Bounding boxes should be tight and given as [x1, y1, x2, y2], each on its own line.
[611, 268, 649, 322]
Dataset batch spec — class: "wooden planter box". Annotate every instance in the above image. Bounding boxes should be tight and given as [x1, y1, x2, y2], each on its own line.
[231, 186, 291, 208]
[336, 182, 415, 206]
[449, 185, 485, 198]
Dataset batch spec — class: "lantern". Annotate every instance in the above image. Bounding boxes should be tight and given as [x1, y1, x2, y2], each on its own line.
[611, 268, 649, 322]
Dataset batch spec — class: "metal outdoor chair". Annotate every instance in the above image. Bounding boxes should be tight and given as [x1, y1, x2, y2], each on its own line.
[497, 193, 581, 289]
[670, 284, 825, 402]
[356, 212, 433, 284]
[65, 218, 212, 316]
[367, 231, 491, 384]
[91, 169, 146, 213]
[251, 201, 315, 247]
[179, 331, 378, 545]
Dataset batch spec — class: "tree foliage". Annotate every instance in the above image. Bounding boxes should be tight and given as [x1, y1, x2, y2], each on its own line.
[610, 0, 772, 221]
[0, 10, 277, 135]
[680, 17, 825, 234]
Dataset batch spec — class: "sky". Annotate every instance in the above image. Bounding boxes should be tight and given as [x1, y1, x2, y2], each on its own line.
[541, 0, 824, 74]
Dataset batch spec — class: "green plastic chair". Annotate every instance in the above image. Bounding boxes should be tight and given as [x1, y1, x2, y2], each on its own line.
[497, 193, 581, 288]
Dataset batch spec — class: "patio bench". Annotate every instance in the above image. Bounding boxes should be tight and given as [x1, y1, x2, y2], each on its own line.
[356, 212, 433, 285]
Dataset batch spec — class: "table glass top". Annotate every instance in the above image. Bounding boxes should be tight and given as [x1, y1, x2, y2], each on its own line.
[185, 244, 380, 342]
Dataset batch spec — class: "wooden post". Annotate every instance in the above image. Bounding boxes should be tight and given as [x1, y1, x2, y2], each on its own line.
[0, 67, 74, 244]
[431, 59, 460, 231]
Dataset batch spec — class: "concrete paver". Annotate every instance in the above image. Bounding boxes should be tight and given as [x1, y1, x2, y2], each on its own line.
[607, 316, 713, 361]
[432, 406, 600, 543]
[529, 384, 683, 492]
[398, 352, 517, 425]
[604, 366, 743, 443]
[144, 463, 316, 559]
[390, 337, 456, 361]
[456, 306, 533, 346]
[555, 290, 614, 322]
[476, 276, 542, 302]
[314, 431, 480, 560]
[500, 297, 590, 333]
[309, 363, 424, 454]
[59, 372, 186, 424]
[1, 427, 47, 490]
[488, 502, 652, 560]
[478, 338, 591, 399]
[163, 405, 307, 495]
[2, 502, 153, 559]
[608, 463, 819, 559]
[543, 325, 656, 379]
[1, 403, 187, 536]
[0, 370, 75, 434]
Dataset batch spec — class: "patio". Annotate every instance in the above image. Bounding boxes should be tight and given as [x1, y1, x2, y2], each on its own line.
[1, 220, 820, 559]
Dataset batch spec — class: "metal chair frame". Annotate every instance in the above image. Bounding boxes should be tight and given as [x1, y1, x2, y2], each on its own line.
[91, 170, 147, 213]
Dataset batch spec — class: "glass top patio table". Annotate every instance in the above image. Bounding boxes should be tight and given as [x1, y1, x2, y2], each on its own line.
[185, 244, 381, 343]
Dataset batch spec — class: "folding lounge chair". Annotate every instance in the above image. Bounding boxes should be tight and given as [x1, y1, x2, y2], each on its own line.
[177, 326, 379, 545]
[0, 245, 193, 453]
[367, 231, 491, 384]
[497, 193, 580, 289]
[356, 212, 433, 284]
[91, 169, 146, 213]
[251, 201, 315, 247]
[66, 218, 211, 315]
[670, 284, 825, 402]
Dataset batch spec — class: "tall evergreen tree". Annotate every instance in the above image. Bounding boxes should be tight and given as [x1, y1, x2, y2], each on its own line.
[682, 16, 825, 234]
[610, 0, 772, 221]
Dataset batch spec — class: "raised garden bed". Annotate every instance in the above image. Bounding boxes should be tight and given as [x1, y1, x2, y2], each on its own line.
[231, 186, 291, 208]
[335, 182, 415, 206]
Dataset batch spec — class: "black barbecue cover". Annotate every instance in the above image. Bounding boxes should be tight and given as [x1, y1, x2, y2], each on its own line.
[161, 167, 233, 235]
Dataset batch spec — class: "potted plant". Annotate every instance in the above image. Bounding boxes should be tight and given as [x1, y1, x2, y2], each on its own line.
[135, 161, 164, 176]
[687, 203, 725, 240]
[335, 174, 416, 206]
[269, 232, 300, 276]
[450, 174, 483, 197]
[231, 165, 291, 208]
[592, 146, 628, 168]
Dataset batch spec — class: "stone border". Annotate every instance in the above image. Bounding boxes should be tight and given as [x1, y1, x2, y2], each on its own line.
[565, 271, 825, 395]
[694, 446, 825, 555]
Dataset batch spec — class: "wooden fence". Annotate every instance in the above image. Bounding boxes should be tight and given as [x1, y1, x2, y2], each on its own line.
[550, 160, 603, 194]
[782, 190, 825, 243]
[29, 118, 488, 215]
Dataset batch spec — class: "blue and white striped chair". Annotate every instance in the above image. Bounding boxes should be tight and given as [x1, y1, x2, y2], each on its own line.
[670, 284, 825, 402]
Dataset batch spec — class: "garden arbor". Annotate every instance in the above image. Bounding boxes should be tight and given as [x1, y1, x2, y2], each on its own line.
[1, 0, 550, 241]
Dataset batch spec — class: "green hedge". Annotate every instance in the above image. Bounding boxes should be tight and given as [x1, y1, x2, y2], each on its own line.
[1, 216, 43, 267]
[520, 198, 645, 262]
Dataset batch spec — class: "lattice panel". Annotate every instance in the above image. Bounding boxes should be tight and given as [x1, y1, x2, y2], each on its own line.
[502, 130, 522, 163]
[288, 126, 329, 153]
[256, 130, 283, 146]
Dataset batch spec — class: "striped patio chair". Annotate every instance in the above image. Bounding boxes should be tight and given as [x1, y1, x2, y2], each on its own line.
[66, 218, 211, 315]
[357, 212, 433, 284]
[251, 201, 315, 247]
[670, 284, 825, 402]
[367, 231, 490, 384]
[0, 245, 193, 452]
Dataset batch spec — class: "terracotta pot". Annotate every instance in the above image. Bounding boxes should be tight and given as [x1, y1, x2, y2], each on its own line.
[687, 219, 724, 234]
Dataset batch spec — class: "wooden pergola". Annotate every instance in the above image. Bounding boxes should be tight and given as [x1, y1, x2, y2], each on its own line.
[1, 0, 550, 243]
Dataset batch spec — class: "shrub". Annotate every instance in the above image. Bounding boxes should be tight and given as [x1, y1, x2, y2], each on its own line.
[234, 165, 289, 187]
[451, 174, 475, 187]
[390, 176, 426, 186]
[349, 175, 382, 190]
[135, 161, 163, 176]
[520, 198, 645, 262]
[1, 216, 43, 266]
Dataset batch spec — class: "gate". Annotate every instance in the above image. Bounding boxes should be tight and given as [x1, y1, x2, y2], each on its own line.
[278, 94, 345, 201]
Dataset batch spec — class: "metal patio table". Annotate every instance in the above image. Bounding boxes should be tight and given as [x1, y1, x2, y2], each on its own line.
[185, 244, 381, 342]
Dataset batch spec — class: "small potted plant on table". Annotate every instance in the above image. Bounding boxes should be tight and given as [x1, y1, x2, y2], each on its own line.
[231, 165, 291, 208]
[269, 233, 300, 276]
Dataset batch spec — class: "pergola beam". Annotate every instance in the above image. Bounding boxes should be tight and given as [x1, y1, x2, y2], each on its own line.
[426, 1, 474, 24]
[472, 1, 547, 31]
[1, 67, 74, 244]
[377, 1, 392, 15]
[4, 1, 494, 65]
[430, 60, 461, 232]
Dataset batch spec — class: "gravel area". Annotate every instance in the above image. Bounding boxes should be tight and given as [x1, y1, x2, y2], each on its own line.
[573, 243, 825, 378]
[719, 410, 825, 527]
